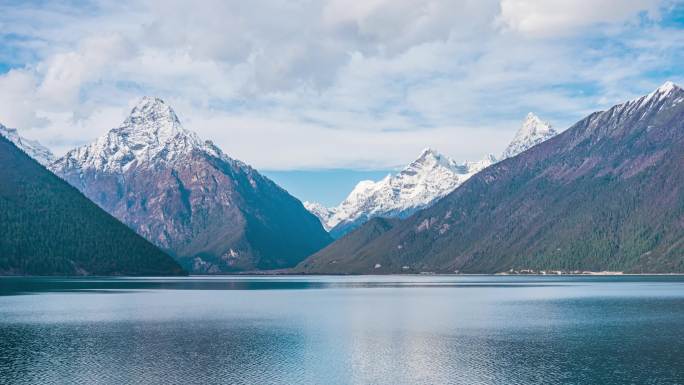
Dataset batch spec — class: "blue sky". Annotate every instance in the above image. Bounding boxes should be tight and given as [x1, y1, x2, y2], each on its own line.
[263, 170, 393, 206]
[0, 0, 683, 206]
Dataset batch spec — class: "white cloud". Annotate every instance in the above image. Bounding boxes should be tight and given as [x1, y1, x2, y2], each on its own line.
[37, 34, 130, 106]
[0, 69, 45, 129]
[498, 0, 662, 36]
[0, 0, 680, 169]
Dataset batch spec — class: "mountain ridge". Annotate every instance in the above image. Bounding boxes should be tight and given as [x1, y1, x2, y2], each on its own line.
[297, 81, 684, 274]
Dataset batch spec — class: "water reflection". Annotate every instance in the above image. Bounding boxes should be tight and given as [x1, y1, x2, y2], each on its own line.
[4, 274, 680, 296]
[0, 276, 682, 384]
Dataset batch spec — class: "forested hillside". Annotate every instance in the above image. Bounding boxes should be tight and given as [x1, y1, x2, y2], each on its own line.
[0, 135, 185, 276]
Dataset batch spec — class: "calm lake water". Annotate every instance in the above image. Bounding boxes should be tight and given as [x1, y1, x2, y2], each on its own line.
[0, 275, 682, 385]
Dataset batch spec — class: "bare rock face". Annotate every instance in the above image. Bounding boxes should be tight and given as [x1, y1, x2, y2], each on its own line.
[300, 82, 684, 274]
[51, 97, 331, 273]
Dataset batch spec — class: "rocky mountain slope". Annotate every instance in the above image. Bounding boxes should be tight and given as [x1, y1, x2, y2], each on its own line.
[306, 113, 555, 238]
[0, 123, 55, 166]
[0, 134, 185, 276]
[297, 82, 684, 274]
[51, 97, 331, 273]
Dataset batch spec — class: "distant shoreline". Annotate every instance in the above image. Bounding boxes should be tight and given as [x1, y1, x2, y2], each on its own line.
[2, 272, 684, 278]
[229, 271, 684, 277]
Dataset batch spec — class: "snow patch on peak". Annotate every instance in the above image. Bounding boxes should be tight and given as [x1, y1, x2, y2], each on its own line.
[0, 123, 55, 166]
[631, 81, 682, 104]
[656, 81, 679, 94]
[615, 80, 684, 121]
[644, 81, 682, 102]
[501, 113, 556, 159]
[623, 81, 682, 105]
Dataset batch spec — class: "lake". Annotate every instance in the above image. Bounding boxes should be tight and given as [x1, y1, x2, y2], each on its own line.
[0, 275, 682, 384]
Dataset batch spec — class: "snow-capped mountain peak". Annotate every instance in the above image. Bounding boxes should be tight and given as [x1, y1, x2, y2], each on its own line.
[0, 123, 55, 166]
[591, 81, 684, 132]
[655, 80, 679, 95]
[123, 96, 187, 143]
[640, 81, 682, 105]
[416, 147, 442, 160]
[574, 81, 683, 144]
[501, 112, 556, 159]
[616, 81, 683, 111]
[309, 149, 495, 237]
[51, 97, 223, 173]
[50, 97, 331, 273]
[407, 147, 459, 173]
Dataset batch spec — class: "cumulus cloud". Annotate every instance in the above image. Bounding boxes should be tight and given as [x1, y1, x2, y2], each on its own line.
[37, 34, 131, 106]
[0, 69, 44, 129]
[0, 0, 681, 168]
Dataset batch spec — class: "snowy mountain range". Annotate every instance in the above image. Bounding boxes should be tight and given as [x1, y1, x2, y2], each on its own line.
[305, 113, 556, 238]
[2, 98, 557, 253]
[0, 123, 55, 166]
[50, 97, 331, 273]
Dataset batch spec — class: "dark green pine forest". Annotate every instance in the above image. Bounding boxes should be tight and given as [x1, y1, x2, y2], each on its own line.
[0, 135, 185, 276]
